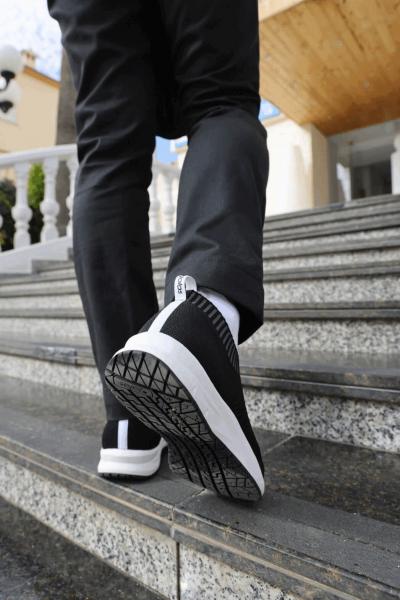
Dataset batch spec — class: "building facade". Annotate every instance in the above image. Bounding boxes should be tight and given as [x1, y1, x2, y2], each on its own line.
[0, 50, 59, 156]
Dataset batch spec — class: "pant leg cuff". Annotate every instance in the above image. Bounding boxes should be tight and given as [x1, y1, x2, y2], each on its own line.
[165, 257, 264, 344]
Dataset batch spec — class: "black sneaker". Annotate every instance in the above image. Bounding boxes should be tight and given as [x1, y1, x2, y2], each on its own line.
[97, 418, 167, 478]
[104, 275, 265, 501]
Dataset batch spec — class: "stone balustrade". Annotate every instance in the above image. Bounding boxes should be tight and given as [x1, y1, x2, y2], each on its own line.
[0, 144, 180, 252]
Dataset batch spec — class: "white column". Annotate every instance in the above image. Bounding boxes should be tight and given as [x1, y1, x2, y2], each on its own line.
[0, 211, 3, 252]
[12, 162, 32, 248]
[66, 154, 78, 237]
[149, 171, 161, 235]
[336, 162, 352, 203]
[391, 132, 400, 194]
[40, 156, 60, 241]
[162, 172, 175, 234]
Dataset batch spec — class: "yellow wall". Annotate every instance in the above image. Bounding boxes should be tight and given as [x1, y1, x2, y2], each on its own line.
[258, 0, 304, 20]
[0, 66, 59, 154]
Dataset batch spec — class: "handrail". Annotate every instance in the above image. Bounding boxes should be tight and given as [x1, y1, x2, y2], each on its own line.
[0, 144, 180, 251]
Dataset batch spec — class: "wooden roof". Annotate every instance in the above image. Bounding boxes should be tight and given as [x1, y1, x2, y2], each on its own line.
[259, 0, 400, 134]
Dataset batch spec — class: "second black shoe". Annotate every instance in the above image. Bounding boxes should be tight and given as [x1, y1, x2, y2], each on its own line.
[98, 419, 167, 478]
[104, 275, 265, 501]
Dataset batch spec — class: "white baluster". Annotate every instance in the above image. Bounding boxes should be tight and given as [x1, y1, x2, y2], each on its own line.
[391, 132, 400, 194]
[66, 154, 78, 237]
[163, 172, 175, 234]
[149, 171, 161, 235]
[40, 156, 60, 241]
[12, 162, 32, 248]
[0, 211, 3, 252]
[336, 162, 352, 203]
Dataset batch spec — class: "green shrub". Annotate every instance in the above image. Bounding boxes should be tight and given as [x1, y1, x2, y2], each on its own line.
[28, 163, 45, 210]
[0, 164, 45, 249]
[28, 163, 44, 244]
[0, 179, 16, 250]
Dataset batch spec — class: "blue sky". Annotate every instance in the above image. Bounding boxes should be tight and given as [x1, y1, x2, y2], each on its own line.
[0, 0, 278, 162]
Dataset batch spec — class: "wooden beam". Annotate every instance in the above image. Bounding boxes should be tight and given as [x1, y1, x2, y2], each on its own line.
[259, 0, 306, 21]
[259, 0, 400, 134]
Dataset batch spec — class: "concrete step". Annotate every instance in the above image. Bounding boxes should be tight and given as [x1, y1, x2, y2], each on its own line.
[0, 332, 398, 453]
[262, 193, 399, 225]
[1, 262, 399, 306]
[26, 237, 400, 275]
[1, 373, 399, 600]
[0, 497, 160, 600]
[151, 195, 400, 246]
[0, 302, 399, 353]
[262, 201, 400, 236]
[3, 235, 400, 283]
[1, 227, 399, 286]
[0, 195, 398, 278]
[264, 196, 400, 229]
[146, 222, 400, 259]
[148, 196, 400, 251]
[43, 235, 400, 271]
[141, 214, 400, 252]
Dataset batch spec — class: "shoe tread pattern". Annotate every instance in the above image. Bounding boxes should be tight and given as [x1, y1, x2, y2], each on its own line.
[105, 350, 261, 501]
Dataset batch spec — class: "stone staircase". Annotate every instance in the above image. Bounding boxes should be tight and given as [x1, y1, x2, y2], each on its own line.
[1, 193, 399, 599]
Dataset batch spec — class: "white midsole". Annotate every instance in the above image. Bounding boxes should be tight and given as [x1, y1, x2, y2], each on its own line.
[117, 331, 265, 495]
[97, 438, 167, 476]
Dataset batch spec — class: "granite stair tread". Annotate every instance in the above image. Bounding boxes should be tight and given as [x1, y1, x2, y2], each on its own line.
[259, 193, 399, 223]
[0, 331, 398, 401]
[0, 259, 399, 291]
[34, 235, 400, 269]
[1, 197, 399, 598]
[1, 302, 399, 319]
[0, 374, 399, 600]
[1, 194, 399, 282]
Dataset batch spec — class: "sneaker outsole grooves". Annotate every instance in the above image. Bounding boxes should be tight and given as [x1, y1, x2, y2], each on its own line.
[105, 350, 262, 502]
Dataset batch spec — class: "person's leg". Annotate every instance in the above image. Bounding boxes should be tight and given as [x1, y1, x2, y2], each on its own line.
[104, 0, 268, 500]
[48, 0, 159, 420]
[160, 0, 269, 344]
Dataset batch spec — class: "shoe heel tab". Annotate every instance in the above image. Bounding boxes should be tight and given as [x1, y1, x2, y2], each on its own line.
[174, 275, 197, 300]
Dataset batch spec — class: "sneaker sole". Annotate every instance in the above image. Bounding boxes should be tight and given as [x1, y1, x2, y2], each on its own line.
[104, 331, 264, 501]
[97, 439, 167, 478]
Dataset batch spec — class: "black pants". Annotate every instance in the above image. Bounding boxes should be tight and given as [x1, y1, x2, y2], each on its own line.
[49, 0, 269, 420]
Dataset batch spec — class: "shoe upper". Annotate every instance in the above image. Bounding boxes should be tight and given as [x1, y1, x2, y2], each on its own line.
[102, 419, 161, 450]
[139, 288, 264, 475]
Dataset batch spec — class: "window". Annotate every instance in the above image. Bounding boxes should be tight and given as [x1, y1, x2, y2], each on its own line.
[351, 161, 391, 199]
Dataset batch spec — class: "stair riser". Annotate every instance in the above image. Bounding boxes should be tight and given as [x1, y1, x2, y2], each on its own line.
[0, 279, 77, 294]
[247, 320, 400, 354]
[0, 295, 82, 310]
[263, 275, 400, 303]
[134, 223, 400, 261]
[0, 454, 345, 600]
[263, 226, 400, 251]
[1, 273, 398, 307]
[264, 199, 400, 230]
[264, 248, 400, 270]
[244, 387, 398, 454]
[155, 276, 400, 304]
[1, 231, 399, 288]
[152, 248, 400, 273]
[0, 318, 89, 339]
[0, 353, 396, 453]
[0, 457, 178, 600]
[0, 318, 398, 353]
[4, 244, 400, 290]
[31, 267, 76, 280]
[2, 223, 399, 283]
[29, 243, 399, 275]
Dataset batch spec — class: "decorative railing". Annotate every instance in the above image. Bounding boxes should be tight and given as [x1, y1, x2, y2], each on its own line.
[0, 144, 180, 251]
